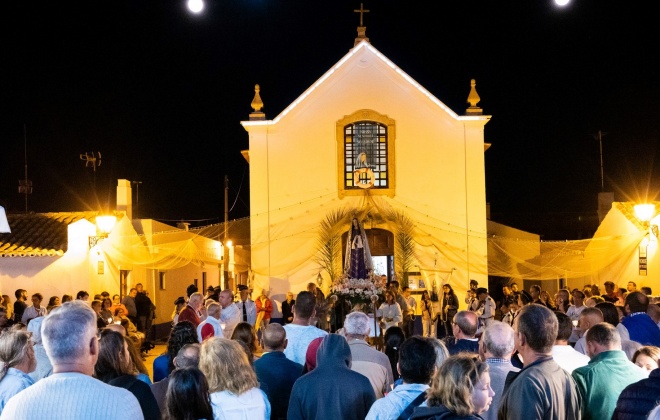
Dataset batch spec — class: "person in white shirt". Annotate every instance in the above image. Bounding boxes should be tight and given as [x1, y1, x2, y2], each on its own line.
[566, 289, 586, 344]
[377, 291, 402, 331]
[218, 290, 241, 340]
[552, 312, 589, 373]
[283, 291, 328, 365]
[21, 293, 47, 325]
[197, 302, 223, 343]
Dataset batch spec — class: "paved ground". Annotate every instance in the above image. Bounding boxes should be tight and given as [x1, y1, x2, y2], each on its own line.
[143, 343, 167, 382]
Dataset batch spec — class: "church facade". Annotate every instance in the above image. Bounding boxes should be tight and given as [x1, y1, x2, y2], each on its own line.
[241, 37, 491, 313]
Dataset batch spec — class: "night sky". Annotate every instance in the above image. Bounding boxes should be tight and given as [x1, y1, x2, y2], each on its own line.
[1, 1, 658, 239]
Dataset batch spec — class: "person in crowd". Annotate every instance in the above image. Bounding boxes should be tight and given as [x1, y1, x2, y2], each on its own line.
[122, 288, 138, 326]
[378, 290, 403, 332]
[498, 304, 580, 420]
[613, 356, 660, 419]
[628, 281, 638, 293]
[200, 337, 270, 419]
[539, 290, 556, 310]
[585, 295, 604, 307]
[616, 287, 628, 306]
[419, 290, 434, 338]
[647, 303, 660, 327]
[590, 284, 601, 297]
[400, 287, 416, 338]
[641, 286, 653, 296]
[1, 301, 142, 419]
[61, 294, 73, 304]
[438, 284, 458, 339]
[254, 323, 303, 420]
[46, 296, 60, 312]
[135, 283, 156, 336]
[443, 310, 479, 355]
[307, 282, 329, 331]
[0, 308, 11, 333]
[572, 322, 646, 420]
[0, 329, 35, 414]
[110, 294, 128, 317]
[344, 311, 393, 399]
[151, 343, 201, 414]
[21, 293, 46, 325]
[196, 301, 222, 342]
[631, 345, 660, 372]
[619, 291, 660, 347]
[104, 328, 151, 385]
[236, 285, 257, 327]
[91, 299, 109, 330]
[554, 288, 571, 314]
[574, 307, 604, 355]
[601, 281, 618, 303]
[94, 330, 159, 420]
[231, 321, 260, 361]
[115, 307, 145, 349]
[177, 292, 203, 328]
[302, 337, 324, 374]
[384, 326, 406, 383]
[153, 320, 199, 383]
[427, 336, 450, 371]
[529, 285, 544, 306]
[171, 296, 186, 325]
[566, 289, 586, 344]
[218, 289, 241, 340]
[465, 279, 479, 309]
[282, 291, 328, 365]
[500, 299, 518, 327]
[163, 367, 213, 420]
[100, 297, 114, 323]
[288, 334, 375, 419]
[25, 316, 52, 383]
[582, 286, 593, 299]
[12, 289, 27, 324]
[281, 292, 295, 324]
[255, 288, 273, 330]
[478, 321, 519, 420]
[367, 336, 437, 420]
[474, 288, 495, 335]
[186, 284, 198, 298]
[410, 353, 494, 420]
[0, 297, 11, 323]
[552, 312, 589, 373]
[75, 290, 90, 302]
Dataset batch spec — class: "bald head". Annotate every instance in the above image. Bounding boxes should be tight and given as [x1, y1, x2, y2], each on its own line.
[482, 321, 515, 359]
[173, 343, 200, 369]
[453, 310, 478, 338]
[262, 323, 287, 351]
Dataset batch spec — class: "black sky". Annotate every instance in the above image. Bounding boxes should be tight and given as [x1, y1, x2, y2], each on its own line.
[1, 0, 658, 239]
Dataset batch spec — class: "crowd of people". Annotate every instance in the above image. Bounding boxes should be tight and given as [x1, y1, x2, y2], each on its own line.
[2, 277, 660, 420]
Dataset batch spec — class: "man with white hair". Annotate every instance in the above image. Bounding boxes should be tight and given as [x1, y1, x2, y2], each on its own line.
[479, 321, 519, 420]
[344, 311, 393, 399]
[177, 292, 203, 328]
[197, 302, 223, 342]
[1, 301, 142, 419]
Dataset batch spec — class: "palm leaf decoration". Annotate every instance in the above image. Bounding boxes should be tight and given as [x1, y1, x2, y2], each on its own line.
[314, 208, 350, 282]
[388, 210, 416, 288]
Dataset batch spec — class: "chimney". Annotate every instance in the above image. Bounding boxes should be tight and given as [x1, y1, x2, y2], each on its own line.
[116, 179, 133, 220]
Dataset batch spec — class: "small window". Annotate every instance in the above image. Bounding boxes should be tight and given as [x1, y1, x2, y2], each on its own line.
[344, 121, 388, 189]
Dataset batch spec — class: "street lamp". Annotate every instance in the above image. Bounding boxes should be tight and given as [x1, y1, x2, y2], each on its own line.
[89, 215, 117, 248]
[634, 204, 658, 238]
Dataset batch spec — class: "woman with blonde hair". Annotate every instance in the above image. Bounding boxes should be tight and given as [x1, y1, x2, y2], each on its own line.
[199, 337, 270, 419]
[411, 354, 494, 419]
[632, 345, 660, 372]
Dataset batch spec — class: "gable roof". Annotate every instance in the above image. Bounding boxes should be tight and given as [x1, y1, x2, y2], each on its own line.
[241, 40, 491, 128]
[0, 212, 99, 257]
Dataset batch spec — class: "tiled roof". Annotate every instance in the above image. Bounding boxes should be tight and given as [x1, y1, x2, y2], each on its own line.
[0, 212, 98, 257]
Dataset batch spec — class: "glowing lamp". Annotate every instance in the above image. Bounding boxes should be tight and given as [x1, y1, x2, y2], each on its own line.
[634, 204, 656, 223]
[89, 215, 117, 248]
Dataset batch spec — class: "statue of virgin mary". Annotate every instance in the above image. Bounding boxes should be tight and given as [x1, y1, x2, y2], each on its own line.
[344, 217, 374, 279]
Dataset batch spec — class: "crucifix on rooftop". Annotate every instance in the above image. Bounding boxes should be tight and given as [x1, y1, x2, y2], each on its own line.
[354, 3, 370, 27]
[353, 3, 370, 46]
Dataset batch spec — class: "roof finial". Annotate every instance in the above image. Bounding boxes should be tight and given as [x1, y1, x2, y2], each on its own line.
[354, 3, 370, 46]
[250, 84, 265, 120]
[466, 79, 483, 115]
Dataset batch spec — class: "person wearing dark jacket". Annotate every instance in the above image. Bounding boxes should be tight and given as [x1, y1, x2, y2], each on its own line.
[612, 368, 660, 419]
[287, 334, 376, 420]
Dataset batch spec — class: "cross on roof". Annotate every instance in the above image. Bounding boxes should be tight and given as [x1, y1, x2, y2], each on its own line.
[354, 3, 370, 27]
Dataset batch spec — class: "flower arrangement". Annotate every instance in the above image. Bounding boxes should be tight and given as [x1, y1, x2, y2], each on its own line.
[330, 273, 386, 308]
